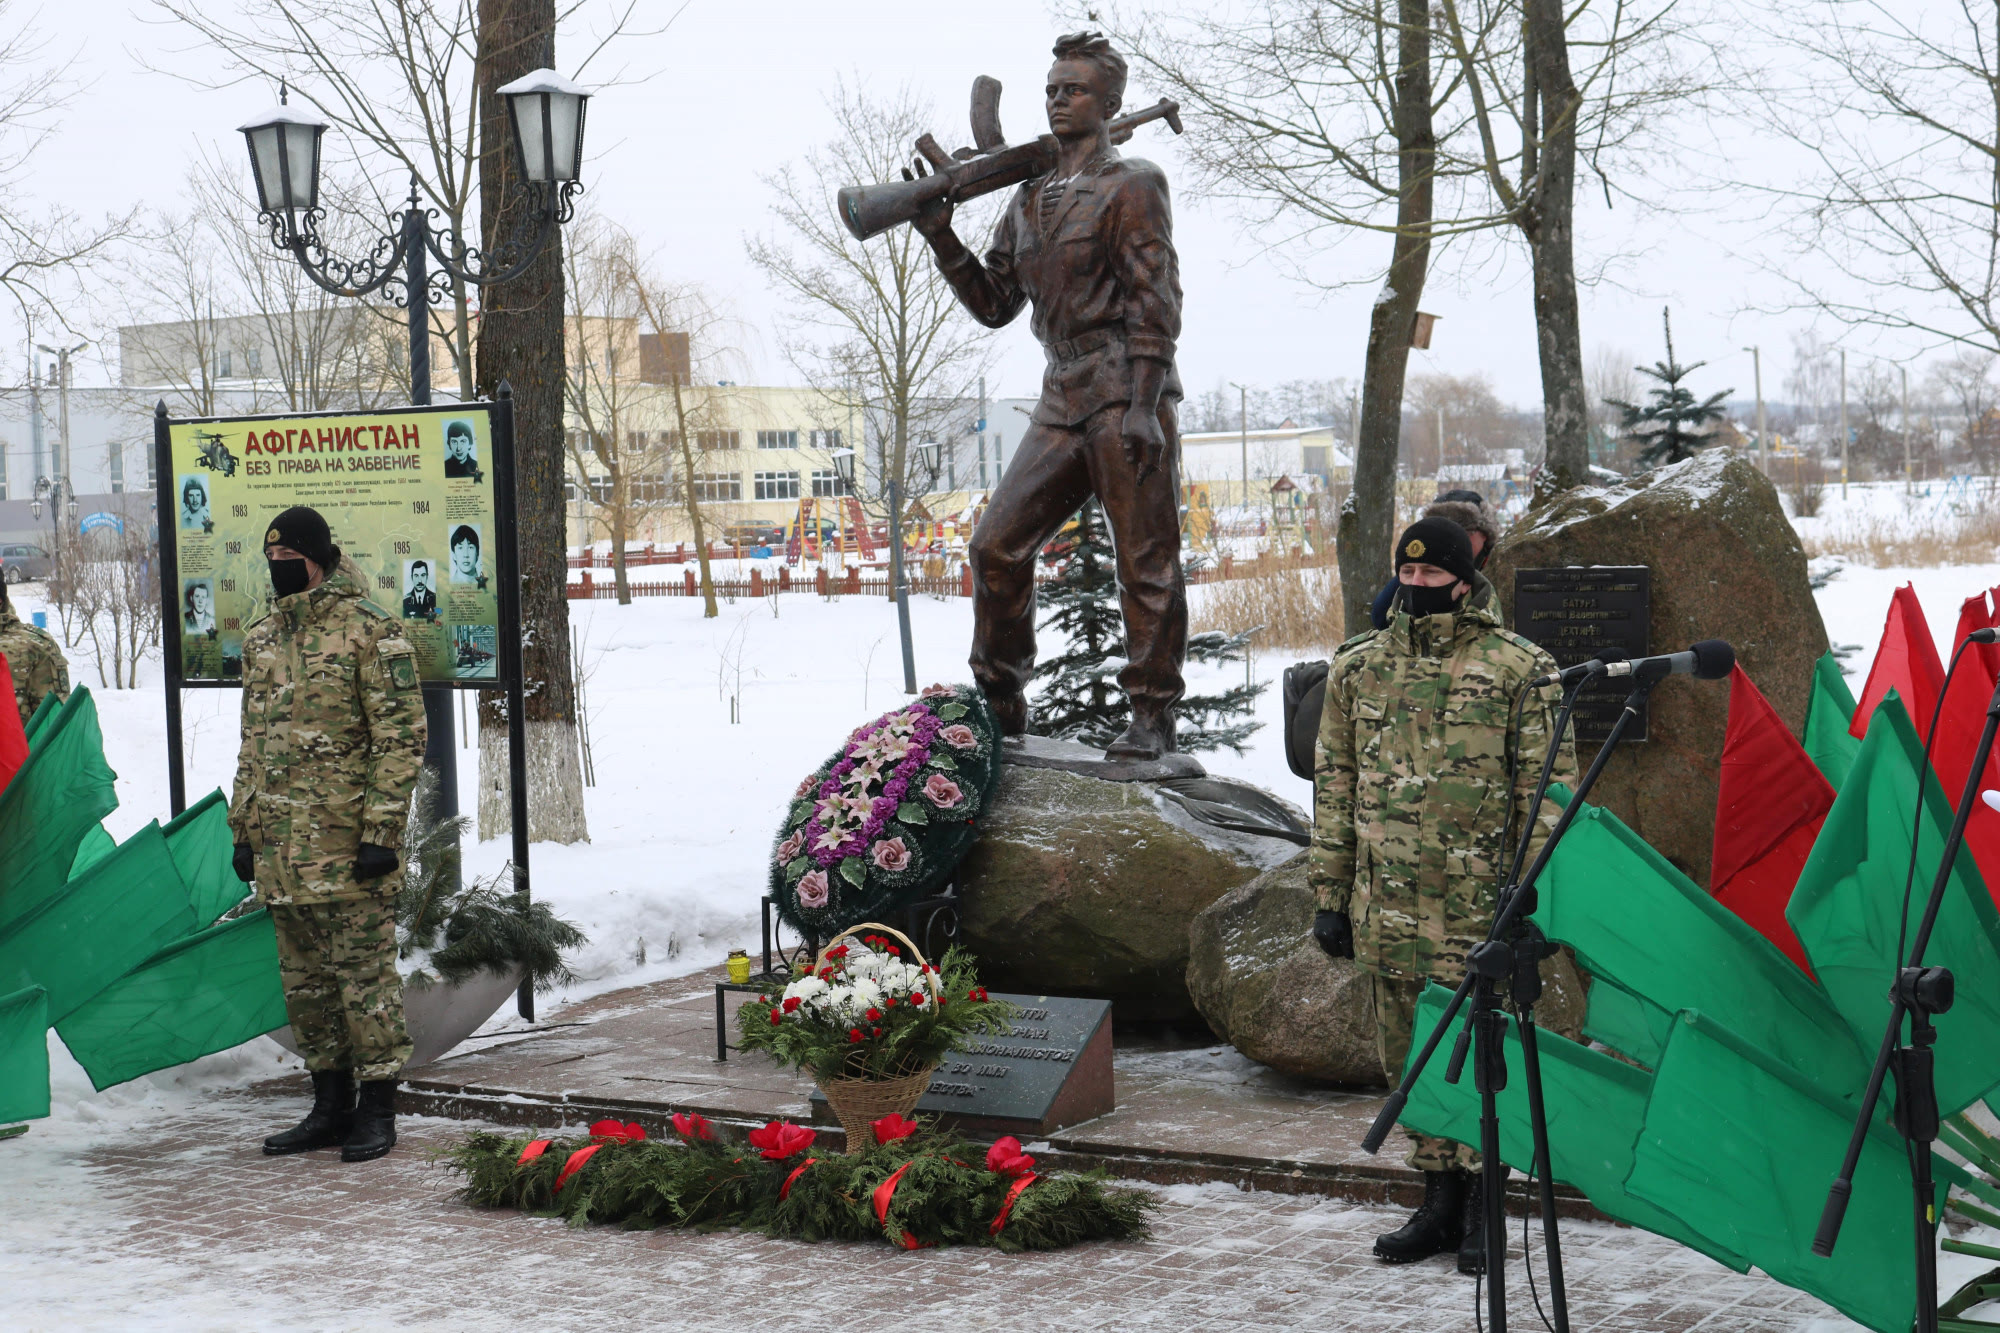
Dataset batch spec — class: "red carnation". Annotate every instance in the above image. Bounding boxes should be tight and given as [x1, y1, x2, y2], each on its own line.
[747, 1119, 816, 1161]
[769, 1007, 784, 1025]
[783, 996, 802, 1013]
[866, 1007, 883, 1022]
[872, 1027, 882, 1037]
[826, 945, 850, 960]
[883, 995, 897, 1007]
[969, 987, 989, 1002]
[670, 1112, 714, 1141]
[909, 992, 926, 1006]
[872, 1113, 921, 1146]
[849, 1028, 865, 1043]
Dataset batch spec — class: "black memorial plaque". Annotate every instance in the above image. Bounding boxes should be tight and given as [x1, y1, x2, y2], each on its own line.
[1513, 566, 1652, 743]
[810, 992, 1114, 1137]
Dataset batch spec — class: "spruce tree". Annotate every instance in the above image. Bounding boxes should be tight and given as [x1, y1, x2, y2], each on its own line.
[1029, 503, 1266, 754]
[1605, 307, 1732, 469]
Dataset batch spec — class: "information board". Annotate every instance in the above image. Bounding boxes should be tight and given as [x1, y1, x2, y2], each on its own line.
[1512, 566, 1652, 743]
[161, 403, 500, 684]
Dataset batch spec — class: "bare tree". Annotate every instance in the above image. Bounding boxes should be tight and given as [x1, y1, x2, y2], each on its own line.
[560, 212, 677, 604]
[0, 2, 134, 333]
[1404, 370, 1519, 469]
[1586, 341, 1638, 471]
[1756, 1, 2000, 368]
[1927, 349, 2000, 474]
[746, 82, 995, 554]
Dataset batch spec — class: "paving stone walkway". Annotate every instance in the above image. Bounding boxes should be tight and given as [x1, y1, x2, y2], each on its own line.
[2, 1091, 1858, 1332]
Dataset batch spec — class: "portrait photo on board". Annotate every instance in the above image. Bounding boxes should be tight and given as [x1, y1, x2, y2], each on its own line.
[402, 558, 440, 621]
[447, 522, 486, 587]
[178, 475, 212, 532]
[182, 578, 216, 636]
[443, 418, 482, 481]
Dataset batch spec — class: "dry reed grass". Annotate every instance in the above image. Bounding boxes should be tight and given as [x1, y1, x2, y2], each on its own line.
[1191, 563, 1348, 654]
[1799, 500, 2000, 568]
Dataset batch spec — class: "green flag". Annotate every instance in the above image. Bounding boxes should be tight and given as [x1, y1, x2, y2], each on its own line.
[68, 824, 116, 879]
[1626, 1008, 1952, 1333]
[0, 823, 196, 1023]
[164, 791, 250, 927]
[1805, 652, 1862, 791]
[1399, 984, 1749, 1273]
[0, 985, 49, 1123]
[22, 691, 59, 748]
[1580, 976, 1674, 1067]
[56, 910, 287, 1091]
[1533, 791, 1867, 1097]
[1788, 693, 2000, 1118]
[0, 689, 118, 934]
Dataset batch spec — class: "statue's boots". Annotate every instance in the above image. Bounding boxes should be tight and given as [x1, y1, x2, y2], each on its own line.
[1104, 708, 1176, 761]
[263, 1069, 355, 1156]
[341, 1079, 399, 1162]
[986, 688, 1028, 737]
[1457, 1165, 1510, 1275]
[1374, 1168, 1467, 1263]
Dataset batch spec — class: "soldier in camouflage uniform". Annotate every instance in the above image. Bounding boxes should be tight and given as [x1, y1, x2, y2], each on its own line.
[1308, 516, 1576, 1273]
[228, 506, 426, 1163]
[0, 578, 70, 728]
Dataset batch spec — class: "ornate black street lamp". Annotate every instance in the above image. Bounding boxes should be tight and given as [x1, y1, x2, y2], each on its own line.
[237, 68, 589, 406]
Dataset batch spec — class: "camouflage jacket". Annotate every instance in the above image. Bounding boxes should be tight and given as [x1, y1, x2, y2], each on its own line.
[1307, 576, 1577, 980]
[0, 602, 70, 728]
[228, 562, 426, 904]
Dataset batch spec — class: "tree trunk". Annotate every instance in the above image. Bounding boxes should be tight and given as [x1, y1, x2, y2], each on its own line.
[670, 374, 718, 617]
[474, 0, 589, 844]
[1523, 0, 1590, 492]
[611, 489, 631, 604]
[1336, 0, 1433, 638]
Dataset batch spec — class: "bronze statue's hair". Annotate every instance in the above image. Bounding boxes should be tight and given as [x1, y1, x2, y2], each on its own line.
[1051, 31, 1128, 107]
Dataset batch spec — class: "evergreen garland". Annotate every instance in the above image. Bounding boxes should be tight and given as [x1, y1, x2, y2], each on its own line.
[443, 1119, 1156, 1252]
[1605, 307, 1733, 469]
[1029, 503, 1266, 752]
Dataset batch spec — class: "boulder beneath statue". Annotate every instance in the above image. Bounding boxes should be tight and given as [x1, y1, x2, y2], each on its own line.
[1487, 448, 1829, 888]
[956, 759, 1301, 1022]
[1186, 852, 1382, 1086]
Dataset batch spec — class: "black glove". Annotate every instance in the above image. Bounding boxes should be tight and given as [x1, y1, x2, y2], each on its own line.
[232, 843, 255, 883]
[352, 842, 399, 881]
[1312, 910, 1355, 960]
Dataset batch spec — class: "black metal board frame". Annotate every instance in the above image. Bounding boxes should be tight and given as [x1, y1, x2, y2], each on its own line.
[1512, 565, 1652, 743]
[151, 389, 536, 1017]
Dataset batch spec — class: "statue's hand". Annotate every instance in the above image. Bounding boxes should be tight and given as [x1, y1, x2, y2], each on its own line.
[1122, 405, 1167, 482]
[903, 159, 956, 242]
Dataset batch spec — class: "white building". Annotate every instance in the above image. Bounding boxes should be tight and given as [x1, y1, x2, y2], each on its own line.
[1179, 423, 1351, 508]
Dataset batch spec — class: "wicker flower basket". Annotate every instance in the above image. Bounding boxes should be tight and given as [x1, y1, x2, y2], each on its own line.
[808, 923, 945, 1151]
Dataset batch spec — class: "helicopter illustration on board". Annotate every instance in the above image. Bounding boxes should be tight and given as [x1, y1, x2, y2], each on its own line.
[191, 429, 239, 477]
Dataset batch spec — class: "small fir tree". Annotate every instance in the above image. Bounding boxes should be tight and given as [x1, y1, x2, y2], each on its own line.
[1605, 307, 1732, 468]
[1028, 503, 1266, 753]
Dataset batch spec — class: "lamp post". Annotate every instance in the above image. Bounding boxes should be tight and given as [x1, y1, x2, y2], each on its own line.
[1229, 381, 1249, 520]
[1743, 345, 1766, 474]
[29, 474, 78, 542]
[238, 72, 590, 924]
[832, 442, 935, 695]
[36, 342, 85, 477]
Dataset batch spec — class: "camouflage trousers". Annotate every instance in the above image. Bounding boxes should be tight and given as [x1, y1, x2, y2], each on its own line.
[270, 897, 412, 1081]
[1372, 957, 1589, 1175]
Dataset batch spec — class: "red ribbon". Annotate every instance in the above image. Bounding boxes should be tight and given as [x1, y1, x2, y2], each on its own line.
[989, 1172, 1039, 1236]
[779, 1158, 819, 1201]
[554, 1144, 603, 1192]
[516, 1139, 553, 1166]
[870, 1162, 928, 1250]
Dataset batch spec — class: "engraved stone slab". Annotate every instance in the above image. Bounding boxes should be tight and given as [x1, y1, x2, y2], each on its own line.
[1513, 566, 1652, 743]
[810, 992, 1115, 1136]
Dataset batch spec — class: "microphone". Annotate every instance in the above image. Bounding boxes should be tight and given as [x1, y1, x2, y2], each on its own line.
[1970, 628, 2000, 644]
[1602, 639, 1736, 682]
[1528, 651, 1627, 690]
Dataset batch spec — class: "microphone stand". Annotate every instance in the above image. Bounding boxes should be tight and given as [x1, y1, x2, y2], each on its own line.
[1813, 655, 2000, 1333]
[1362, 668, 1666, 1333]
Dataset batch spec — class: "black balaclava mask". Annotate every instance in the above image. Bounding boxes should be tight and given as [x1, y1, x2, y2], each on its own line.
[268, 555, 313, 599]
[264, 506, 338, 601]
[1400, 580, 1465, 618]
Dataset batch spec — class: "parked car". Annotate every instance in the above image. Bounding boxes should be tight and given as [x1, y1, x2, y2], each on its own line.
[721, 521, 785, 550]
[1, 542, 52, 583]
[790, 517, 840, 544]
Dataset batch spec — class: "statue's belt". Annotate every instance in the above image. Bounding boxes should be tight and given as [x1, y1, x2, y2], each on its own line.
[1044, 327, 1122, 366]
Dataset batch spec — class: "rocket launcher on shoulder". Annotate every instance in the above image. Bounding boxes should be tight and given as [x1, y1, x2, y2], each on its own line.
[836, 74, 1182, 243]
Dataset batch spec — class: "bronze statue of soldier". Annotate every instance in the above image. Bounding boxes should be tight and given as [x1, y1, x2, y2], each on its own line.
[911, 31, 1187, 761]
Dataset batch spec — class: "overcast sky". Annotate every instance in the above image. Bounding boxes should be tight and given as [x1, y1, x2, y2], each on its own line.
[0, 0, 1962, 413]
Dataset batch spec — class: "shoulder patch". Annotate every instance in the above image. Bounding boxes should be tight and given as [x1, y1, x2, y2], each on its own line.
[354, 598, 395, 622]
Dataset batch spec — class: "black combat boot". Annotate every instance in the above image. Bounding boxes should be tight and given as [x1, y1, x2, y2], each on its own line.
[1458, 1165, 1510, 1275]
[341, 1079, 399, 1162]
[263, 1068, 355, 1155]
[1373, 1168, 1467, 1263]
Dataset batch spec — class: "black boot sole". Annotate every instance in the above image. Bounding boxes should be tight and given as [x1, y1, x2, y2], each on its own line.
[262, 1129, 349, 1156]
[340, 1137, 396, 1163]
[1374, 1244, 1456, 1265]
